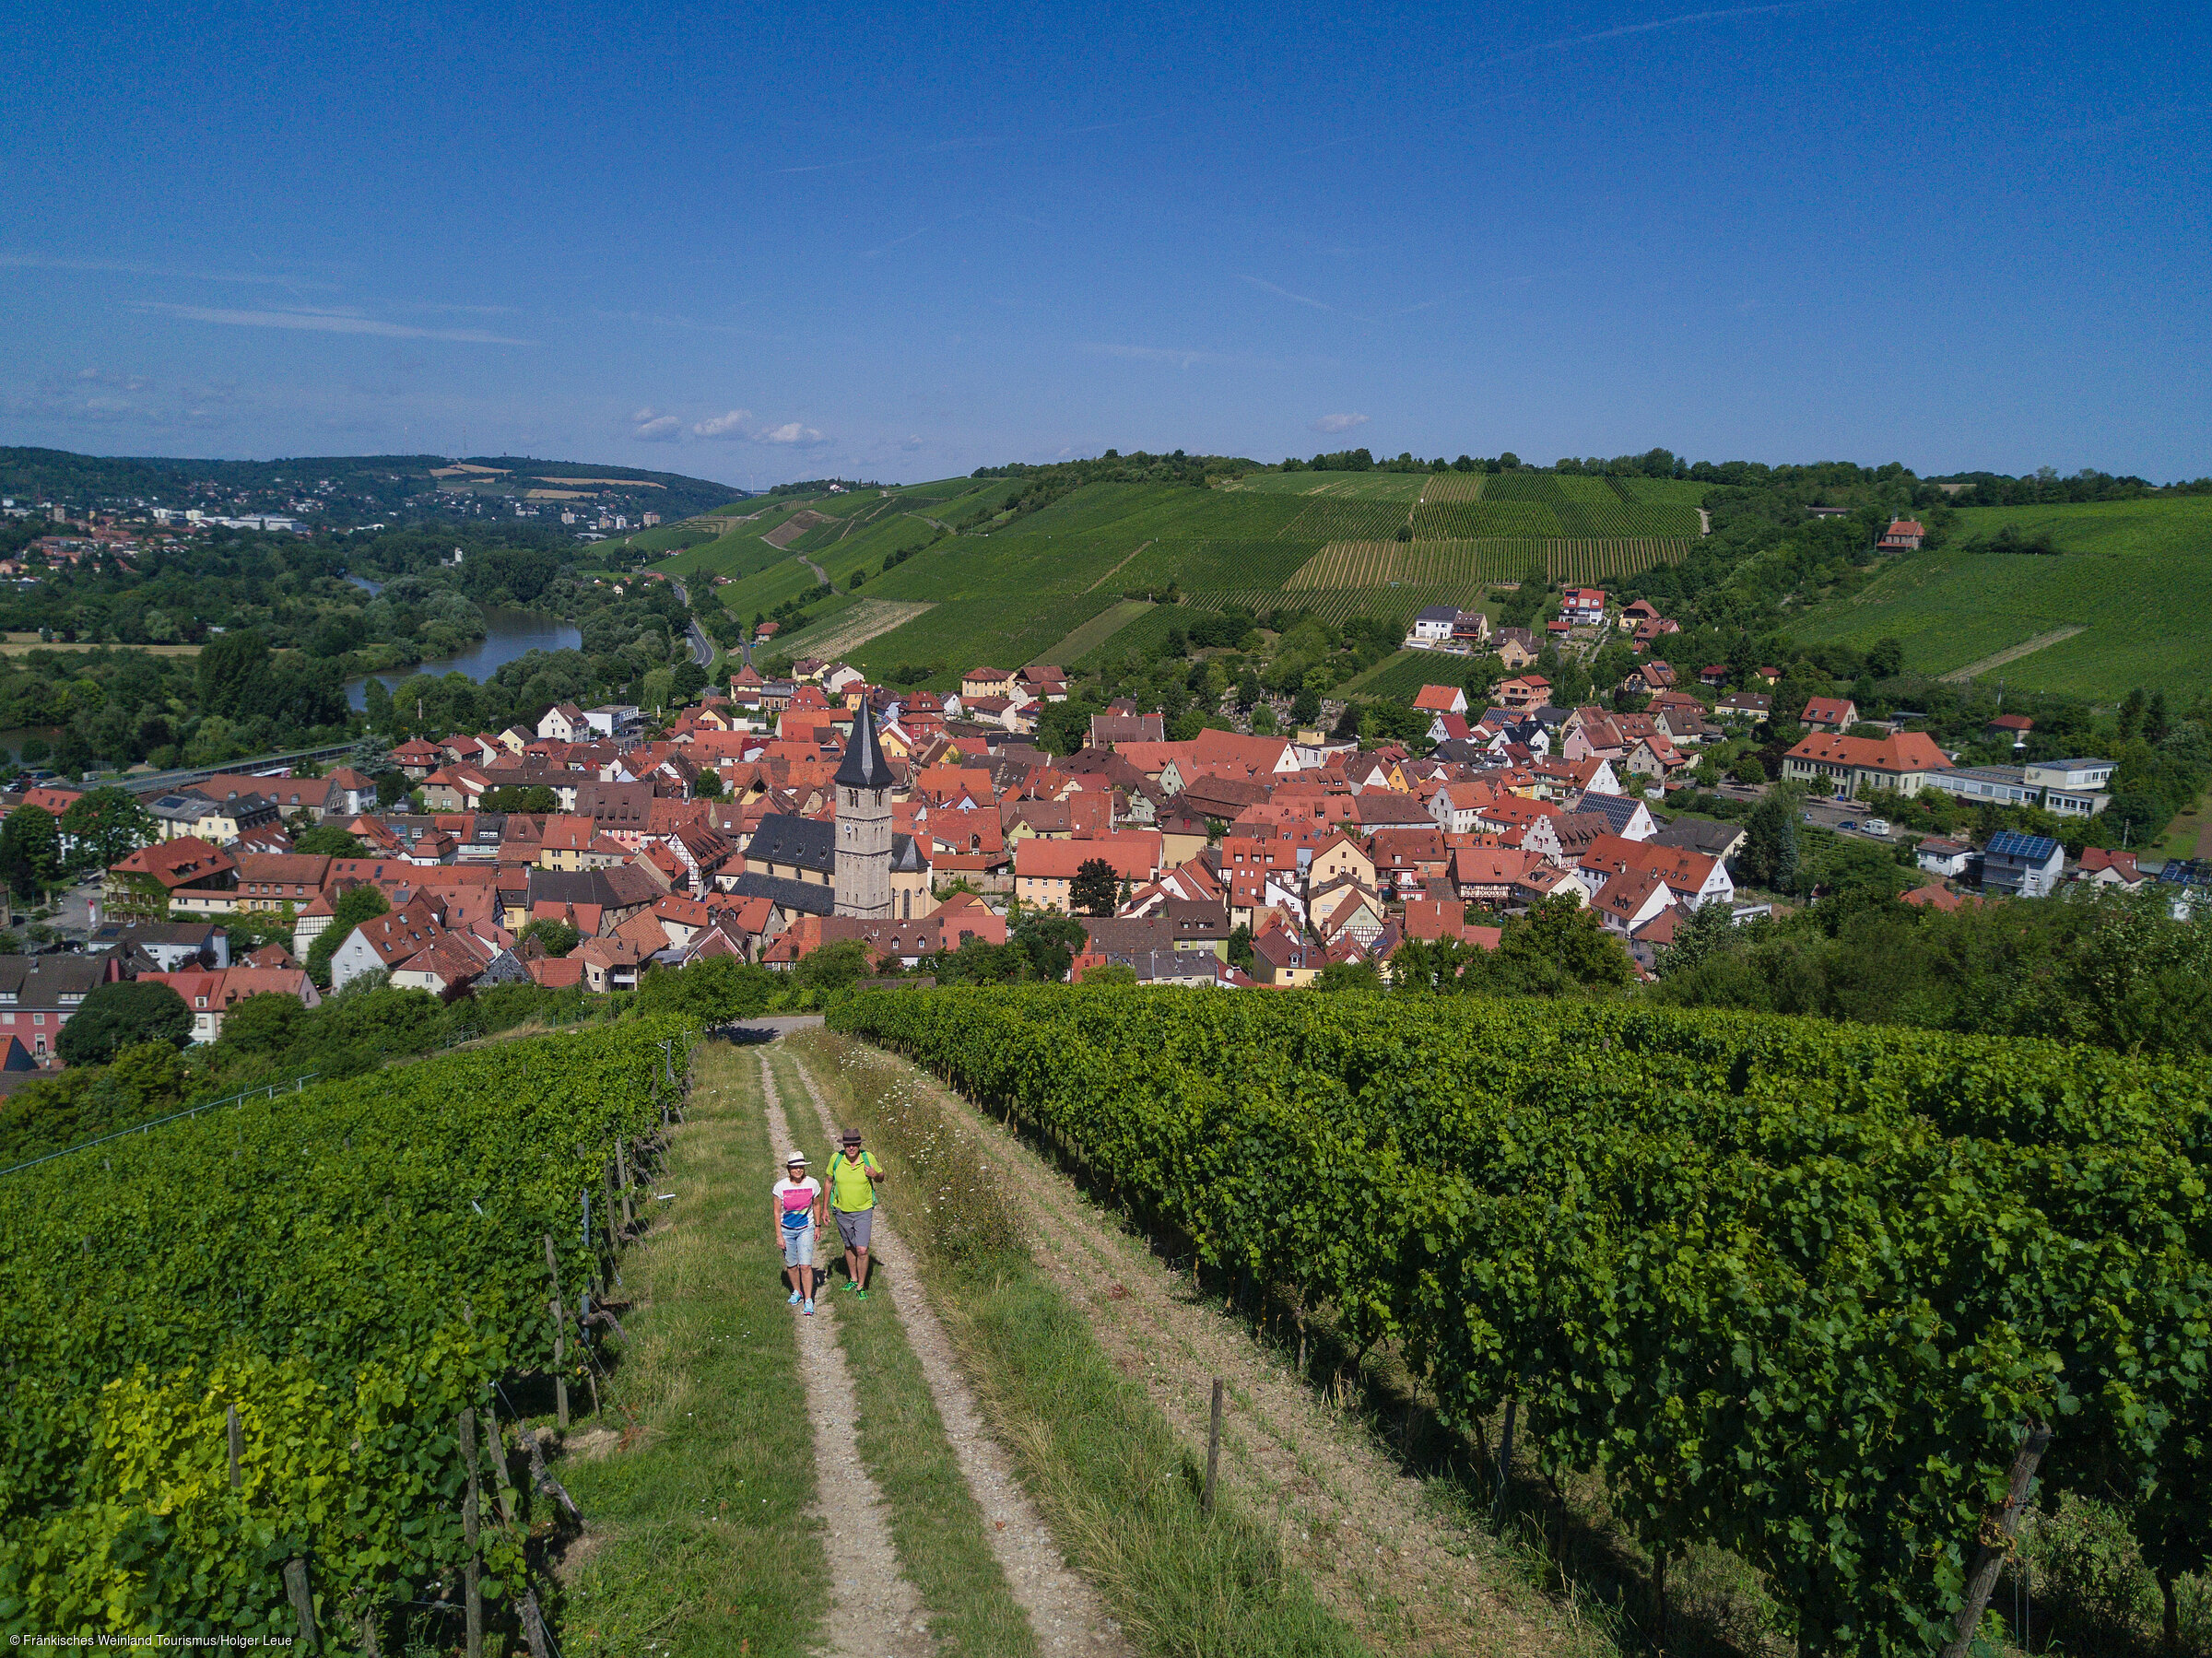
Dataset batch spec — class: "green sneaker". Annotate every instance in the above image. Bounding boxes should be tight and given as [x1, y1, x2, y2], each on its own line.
[855, 1289, 868, 1300]
[842, 1278, 859, 1292]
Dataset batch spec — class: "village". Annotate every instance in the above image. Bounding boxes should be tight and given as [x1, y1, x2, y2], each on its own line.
[0, 563, 2155, 1069]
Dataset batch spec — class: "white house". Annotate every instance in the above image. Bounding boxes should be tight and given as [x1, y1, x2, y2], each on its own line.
[1916, 837, 1975, 878]
[537, 702, 588, 742]
[582, 704, 642, 740]
[1429, 784, 1488, 836]
[1561, 587, 1607, 626]
[1410, 605, 1459, 644]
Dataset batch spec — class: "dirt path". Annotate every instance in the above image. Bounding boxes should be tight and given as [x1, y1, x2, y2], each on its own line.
[1938, 625, 2084, 682]
[797, 553, 840, 593]
[758, 1054, 933, 1657]
[1082, 539, 1155, 594]
[831, 1041, 1604, 1658]
[785, 1047, 1128, 1656]
[1698, 507, 1711, 535]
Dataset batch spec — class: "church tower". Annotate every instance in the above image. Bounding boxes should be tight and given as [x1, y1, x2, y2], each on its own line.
[833, 695, 893, 919]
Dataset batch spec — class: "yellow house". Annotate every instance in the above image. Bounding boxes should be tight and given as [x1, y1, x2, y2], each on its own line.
[1307, 832, 1376, 892]
[960, 666, 1016, 700]
[1250, 925, 1321, 987]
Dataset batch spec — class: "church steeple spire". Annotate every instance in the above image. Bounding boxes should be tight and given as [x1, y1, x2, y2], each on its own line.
[835, 694, 888, 790]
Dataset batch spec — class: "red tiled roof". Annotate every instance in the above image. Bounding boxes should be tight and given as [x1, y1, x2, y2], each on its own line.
[1785, 732, 1951, 772]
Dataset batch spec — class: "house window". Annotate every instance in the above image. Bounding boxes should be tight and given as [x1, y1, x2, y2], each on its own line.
[32, 1015, 42, 1026]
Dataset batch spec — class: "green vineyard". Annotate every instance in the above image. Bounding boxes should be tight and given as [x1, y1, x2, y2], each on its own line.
[1284, 537, 1694, 593]
[0, 1019, 692, 1639]
[1542, 535, 1698, 583]
[1181, 584, 1476, 628]
[1276, 495, 1417, 541]
[831, 986, 2212, 1657]
[1288, 538, 1548, 589]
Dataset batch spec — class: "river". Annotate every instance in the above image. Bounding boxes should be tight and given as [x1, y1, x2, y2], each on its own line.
[342, 575, 582, 710]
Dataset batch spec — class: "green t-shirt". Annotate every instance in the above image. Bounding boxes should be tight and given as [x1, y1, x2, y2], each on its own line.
[827, 1149, 880, 1212]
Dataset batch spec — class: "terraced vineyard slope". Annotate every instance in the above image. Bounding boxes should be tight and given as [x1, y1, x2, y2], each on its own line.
[675, 466, 1707, 689]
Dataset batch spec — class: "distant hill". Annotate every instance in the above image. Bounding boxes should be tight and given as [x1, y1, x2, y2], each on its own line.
[0, 447, 747, 526]
[646, 464, 1706, 692]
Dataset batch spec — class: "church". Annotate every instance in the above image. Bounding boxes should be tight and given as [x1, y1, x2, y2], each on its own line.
[833, 696, 893, 920]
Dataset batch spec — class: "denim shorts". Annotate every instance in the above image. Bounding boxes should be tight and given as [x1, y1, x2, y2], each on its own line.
[782, 1224, 815, 1267]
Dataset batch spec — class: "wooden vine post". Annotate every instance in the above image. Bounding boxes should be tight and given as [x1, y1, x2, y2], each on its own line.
[459, 1408, 483, 1658]
[1203, 1379, 1225, 1513]
[549, 1299, 569, 1429]
[1937, 1423, 2053, 1658]
[283, 1556, 319, 1651]
[1495, 1394, 1518, 1512]
[617, 1139, 634, 1229]
[226, 1403, 243, 1490]
[543, 1233, 569, 1428]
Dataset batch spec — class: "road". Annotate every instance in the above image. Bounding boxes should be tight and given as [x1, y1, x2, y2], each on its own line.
[796, 554, 838, 593]
[668, 578, 717, 672]
[1700, 782, 1905, 843]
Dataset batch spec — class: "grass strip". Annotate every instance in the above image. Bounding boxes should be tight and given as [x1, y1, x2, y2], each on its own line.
[766, 1046, 1039, 1658]
[553, 1040, 826, 1658]
[787, 1030, 1371, 1658]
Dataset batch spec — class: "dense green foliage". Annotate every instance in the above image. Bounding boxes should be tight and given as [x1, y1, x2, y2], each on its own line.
[0, 977, 610, 1169]
[1653, 884, 2212, 1057]
[53, 980, 191, 1066]
[833, 985, 2212, 1654]
[0, 1018, 689, 1636]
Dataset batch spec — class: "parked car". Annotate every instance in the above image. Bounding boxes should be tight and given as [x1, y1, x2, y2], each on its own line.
[1858, 817, 1890, 837]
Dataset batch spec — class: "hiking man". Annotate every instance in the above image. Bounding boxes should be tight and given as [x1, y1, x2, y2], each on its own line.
[825, 1127, 884, 1297]
[772, 1151, 824, 1315]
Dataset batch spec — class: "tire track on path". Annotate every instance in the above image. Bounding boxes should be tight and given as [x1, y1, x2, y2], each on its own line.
[784, 1047, 1128, 1657]
[758, 1053, 933, 1657]
[833, 1040, 1606, 1658]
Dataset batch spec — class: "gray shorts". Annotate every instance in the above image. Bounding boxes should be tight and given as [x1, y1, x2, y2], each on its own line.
[833, 1208, 874, 1251]
[782, 1225, 815, 1267]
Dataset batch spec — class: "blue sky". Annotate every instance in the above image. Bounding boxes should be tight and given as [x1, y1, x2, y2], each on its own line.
[4, 0, 2206, 486]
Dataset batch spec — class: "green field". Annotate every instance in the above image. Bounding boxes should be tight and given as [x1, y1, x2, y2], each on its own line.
[1182, 584, 1452, 629]
[1013, 481, 1306, 539]
[1038, 597, 1154, 665]
[1339, 648, 1489, 701]
[677, 469, 1710, 688]
[1113, 538, 1324, 591]
[1791, 495, 2212, 700]
[1223, 470, 1430, 500]
[838, 535, 1135, 680]
[1070, 602, 1215, 669]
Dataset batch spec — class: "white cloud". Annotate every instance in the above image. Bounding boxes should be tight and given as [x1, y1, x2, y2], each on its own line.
[1310, 412, 1369, 434]
[691, 408, 754, 439]
[755, 422, 827, 446]
[130, 300, 533, 345]
[633, 411, 683, 441]
[900, 434, 925, 452]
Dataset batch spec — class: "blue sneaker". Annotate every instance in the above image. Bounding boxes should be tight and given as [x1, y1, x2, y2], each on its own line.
[803, 1298, 815, 1316]
[788, 1290, 802, 1305]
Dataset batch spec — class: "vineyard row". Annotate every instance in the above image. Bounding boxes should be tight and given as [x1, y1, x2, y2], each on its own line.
[0, 1018, 695, 1640]
[830, 987, 2212, 1657]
